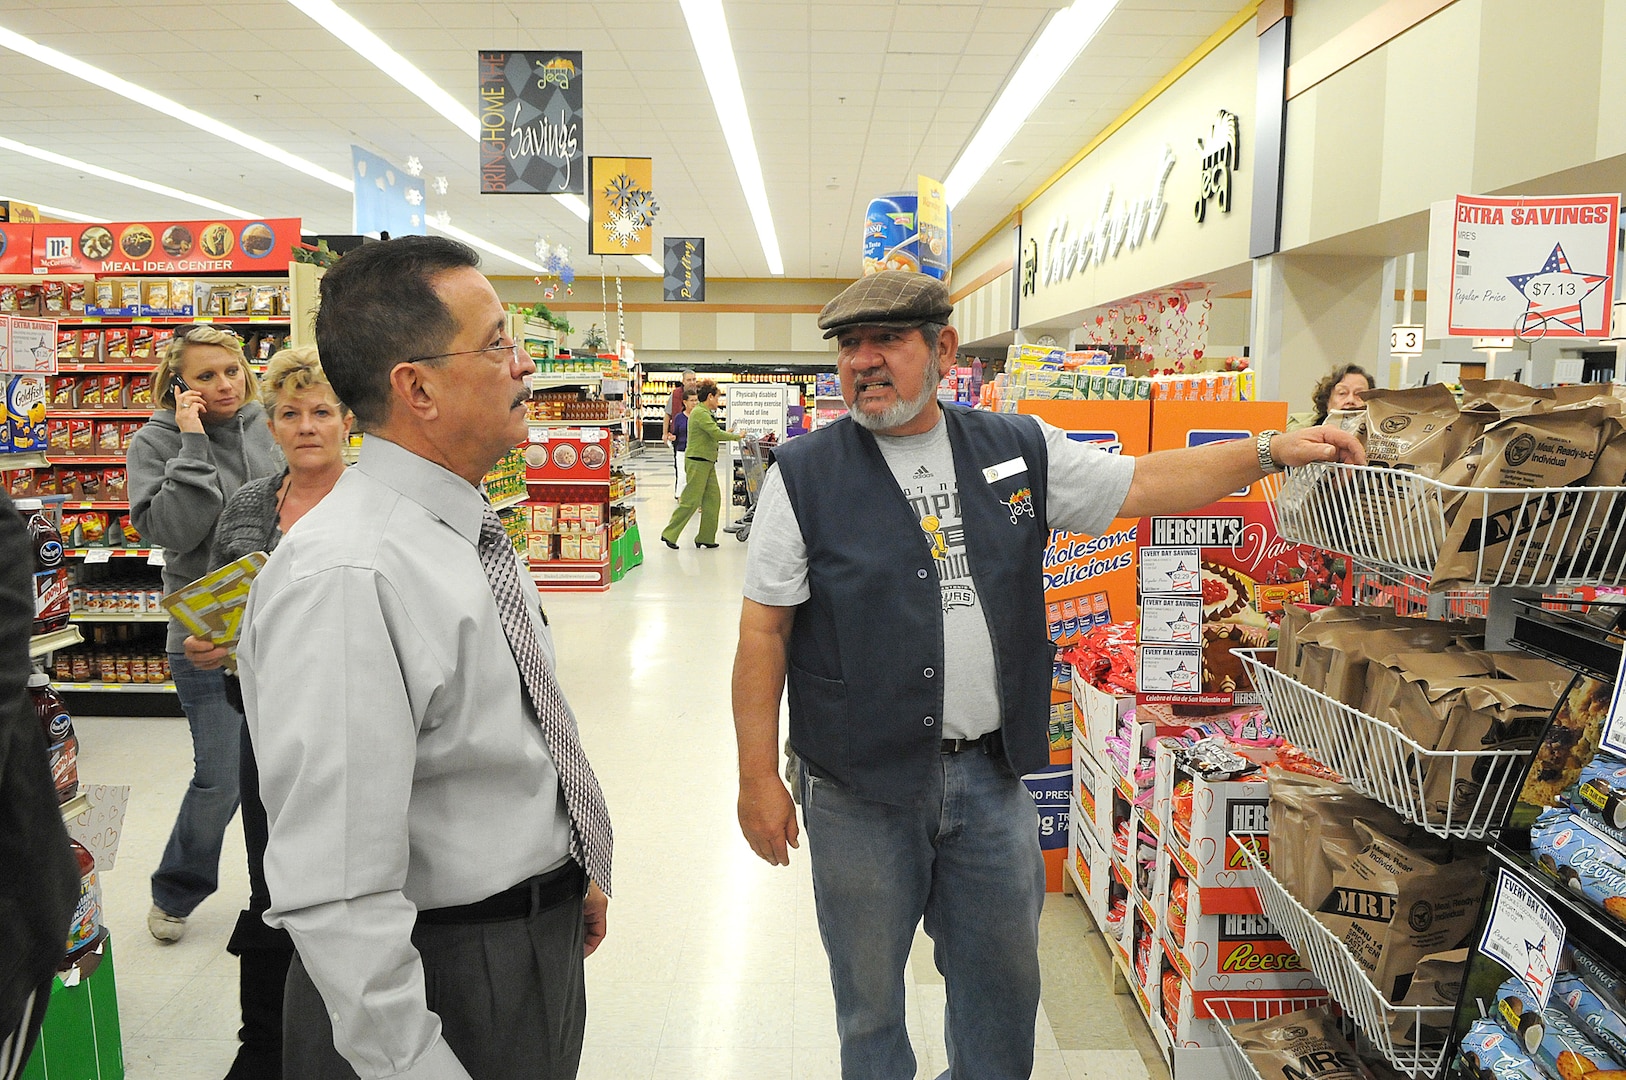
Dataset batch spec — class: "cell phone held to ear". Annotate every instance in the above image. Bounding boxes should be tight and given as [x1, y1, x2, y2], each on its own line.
[170, 374, 191, 399]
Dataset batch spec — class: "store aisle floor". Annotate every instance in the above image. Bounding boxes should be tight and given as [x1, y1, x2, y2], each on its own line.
[76, 450, 1166, 1080]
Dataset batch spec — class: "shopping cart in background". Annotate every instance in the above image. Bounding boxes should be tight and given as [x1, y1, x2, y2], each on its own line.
[725, 433, 776, 542]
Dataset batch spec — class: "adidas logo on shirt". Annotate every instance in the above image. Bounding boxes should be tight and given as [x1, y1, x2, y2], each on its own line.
[913, 465, 933, 479]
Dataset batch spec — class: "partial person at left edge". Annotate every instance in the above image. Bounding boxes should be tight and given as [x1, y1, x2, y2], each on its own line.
[0, 492, 80, 1080]
[126, 325, 280, 944]
[238, 235, 613, 1080]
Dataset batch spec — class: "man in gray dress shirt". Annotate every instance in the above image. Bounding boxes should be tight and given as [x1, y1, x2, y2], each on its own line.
[238, 235, 609, 1080]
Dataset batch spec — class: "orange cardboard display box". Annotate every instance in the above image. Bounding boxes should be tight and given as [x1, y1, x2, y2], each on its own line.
[1018, 399, 1148, 641]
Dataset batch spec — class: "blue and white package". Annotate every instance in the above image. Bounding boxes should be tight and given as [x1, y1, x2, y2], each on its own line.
[1458, 1017, 1544, 1080]
[1555, 972, 1626, 1063]
[1531, 809, 1626, 926]
[1495, 977, 1623, 1078]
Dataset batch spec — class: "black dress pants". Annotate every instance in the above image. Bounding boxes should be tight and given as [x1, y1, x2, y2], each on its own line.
[281, 890, 587, 1080]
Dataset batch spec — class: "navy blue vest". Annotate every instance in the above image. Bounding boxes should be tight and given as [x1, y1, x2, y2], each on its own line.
[773, 405, 1054, 805]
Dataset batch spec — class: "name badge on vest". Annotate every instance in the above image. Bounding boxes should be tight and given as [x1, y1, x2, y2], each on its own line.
[983, 456, 1035, 525]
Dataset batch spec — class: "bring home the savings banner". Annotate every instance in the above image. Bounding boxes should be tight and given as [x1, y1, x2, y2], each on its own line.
[28, 218, 301, 274]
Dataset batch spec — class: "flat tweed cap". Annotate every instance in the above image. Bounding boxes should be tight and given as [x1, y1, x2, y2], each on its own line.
[818, 271, 953, 339]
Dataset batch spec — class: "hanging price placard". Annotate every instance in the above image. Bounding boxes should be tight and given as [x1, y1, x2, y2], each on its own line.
[1479, 868, 1565, 1010]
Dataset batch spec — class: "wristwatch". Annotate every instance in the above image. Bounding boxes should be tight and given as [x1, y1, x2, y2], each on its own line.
[1256, 429, 1283, 473]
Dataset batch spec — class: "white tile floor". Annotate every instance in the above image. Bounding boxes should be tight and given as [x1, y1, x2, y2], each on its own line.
[74, 450, 1168, 1080]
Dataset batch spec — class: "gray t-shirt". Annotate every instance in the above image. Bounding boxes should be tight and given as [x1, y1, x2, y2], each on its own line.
[743, 414, 1136, 739]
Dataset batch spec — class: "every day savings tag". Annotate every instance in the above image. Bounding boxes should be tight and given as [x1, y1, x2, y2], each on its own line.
[983, 456, 1027, 484]
[1479, 868, 1565, 1011]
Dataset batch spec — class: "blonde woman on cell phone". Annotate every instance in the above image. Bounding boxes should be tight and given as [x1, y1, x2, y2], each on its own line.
[127, 325, 280, 948]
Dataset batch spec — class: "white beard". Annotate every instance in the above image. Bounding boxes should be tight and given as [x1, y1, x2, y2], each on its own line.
[849, 371, 939, 433]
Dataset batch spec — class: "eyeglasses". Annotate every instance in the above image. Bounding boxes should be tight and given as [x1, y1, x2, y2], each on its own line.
[171, 324, 240, 341]
[405, 341, 525, 365]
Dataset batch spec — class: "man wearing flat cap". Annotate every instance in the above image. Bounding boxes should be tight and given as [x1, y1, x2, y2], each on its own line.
[731, 270, 1363, 1079]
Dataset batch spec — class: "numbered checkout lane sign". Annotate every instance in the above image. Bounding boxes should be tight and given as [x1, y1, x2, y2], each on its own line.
[1391, 324, 1424, 356]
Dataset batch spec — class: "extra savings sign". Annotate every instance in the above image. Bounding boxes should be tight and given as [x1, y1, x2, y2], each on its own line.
[1428, 193, 1620, 340]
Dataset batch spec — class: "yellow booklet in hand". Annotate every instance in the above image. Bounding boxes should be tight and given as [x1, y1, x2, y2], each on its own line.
[161, 551, 268, 647]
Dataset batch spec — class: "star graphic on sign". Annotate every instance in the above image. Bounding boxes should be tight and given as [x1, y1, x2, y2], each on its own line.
[404, 155, 423, 177]
[1506, 242, 1610, 337]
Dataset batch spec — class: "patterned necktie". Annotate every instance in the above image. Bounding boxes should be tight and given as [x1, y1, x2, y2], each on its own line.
[478, 505, 613, 894]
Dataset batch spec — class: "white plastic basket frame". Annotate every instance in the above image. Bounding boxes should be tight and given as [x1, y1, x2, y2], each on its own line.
[1234, 649, 1531, 840]
[1272, 462, 1626, 589]
[1208, 994, 1334, 1080]
[1227, 836, 1456, 1077]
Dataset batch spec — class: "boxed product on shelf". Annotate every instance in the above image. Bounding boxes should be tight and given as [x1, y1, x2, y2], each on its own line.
[1072, 677, 1134, 768]
[1068, 806, 1111, 925]
[1159, 743, 1270, 890]
[1072, 741, 1112, 842]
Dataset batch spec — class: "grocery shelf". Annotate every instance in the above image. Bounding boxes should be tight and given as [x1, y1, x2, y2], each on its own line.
[54, 680, 176, 693]
[50, 410, 153, 420]
[528, 372, 607, 390]
[61, 316, 289, 326]
[59, 792, 89, 822]
[488, 491, 529, 512]
[1273, 462, 1626, 589]
[1, 450, 50, 470]
[1510, 598, 1625, 683]
[1230, 835, 1455, 1076]
[528, 418, 627, 428]
[52, 457, 131, 466]
[55, 365, 161, 374]
[29, 626, 83, 660]
[1235, 649, 1531, 839]
[1208, 995, 1336, 1080]
[65, 548, 157, 559]
[71, 612, 168, 623]
[54, 502, 131, 511]
[526, 477, 611, 488]
[1487, 845, 1626, 977]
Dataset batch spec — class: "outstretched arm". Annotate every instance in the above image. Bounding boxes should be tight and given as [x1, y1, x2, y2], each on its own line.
[1119, 426, 1365, 518]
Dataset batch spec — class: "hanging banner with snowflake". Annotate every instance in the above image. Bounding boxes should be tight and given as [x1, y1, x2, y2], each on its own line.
[477, 51, 584, 195]
[351, 146, 427, 236]
[1426, 193, 1619, 340]
[663, 238, 704, 302]
[589, 157, 657, 256]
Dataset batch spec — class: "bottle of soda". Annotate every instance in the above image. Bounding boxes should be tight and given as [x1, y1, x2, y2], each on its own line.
[16, 498, 69, 634]
[30, 672, 78, 804]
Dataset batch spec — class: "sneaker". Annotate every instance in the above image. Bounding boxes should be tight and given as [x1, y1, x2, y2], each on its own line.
[147, 904, 186, 943]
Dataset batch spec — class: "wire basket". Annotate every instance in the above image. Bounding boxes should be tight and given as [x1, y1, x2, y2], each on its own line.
[1228, 837, 1457, 1076]
[1208, 995, 1334, 1080]
[1236, 649, 1532, 839]
[1273, 462, 1626, 589]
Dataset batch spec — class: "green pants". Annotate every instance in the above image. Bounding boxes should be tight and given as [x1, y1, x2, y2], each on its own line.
[664, 456, 722, 544]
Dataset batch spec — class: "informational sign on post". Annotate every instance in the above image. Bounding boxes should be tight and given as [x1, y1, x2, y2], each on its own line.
[1427, 193, 1620, 340]
[725, 384, 789, 439]
[1479, 868, 1566, 1011]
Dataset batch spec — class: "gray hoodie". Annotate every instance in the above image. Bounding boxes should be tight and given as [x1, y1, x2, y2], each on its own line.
[127, 402, 281, 652]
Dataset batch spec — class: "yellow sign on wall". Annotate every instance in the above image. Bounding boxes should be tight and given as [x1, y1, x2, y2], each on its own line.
[589, 157, 656, 256]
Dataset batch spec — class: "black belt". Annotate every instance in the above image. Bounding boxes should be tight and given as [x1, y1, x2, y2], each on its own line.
[416, 861, 584, 925]
[941, 731, 1002, 755]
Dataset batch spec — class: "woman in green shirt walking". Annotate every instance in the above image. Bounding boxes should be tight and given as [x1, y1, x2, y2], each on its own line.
[662, 379, 742, 549]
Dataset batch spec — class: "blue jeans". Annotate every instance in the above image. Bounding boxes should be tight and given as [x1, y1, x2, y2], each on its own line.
[800, 748, 1045, 1080]
[151, 651, 243, 917]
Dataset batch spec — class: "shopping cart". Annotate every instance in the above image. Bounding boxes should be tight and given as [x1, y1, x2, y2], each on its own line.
[725, 433, 775, 542]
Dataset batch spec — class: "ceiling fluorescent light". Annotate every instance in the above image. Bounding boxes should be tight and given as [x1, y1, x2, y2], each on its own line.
[0, 25, 351, 192]
[2, 198, 108, 223]
[285, 0, 478, 137]
[678, 0, 784, 275]
[0, 136, 262, 218]
[944, 0, 1118, 208]
[555, 194, 591, 222]
[428, 219, 544, 274]
[634, 254, 662, 274]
